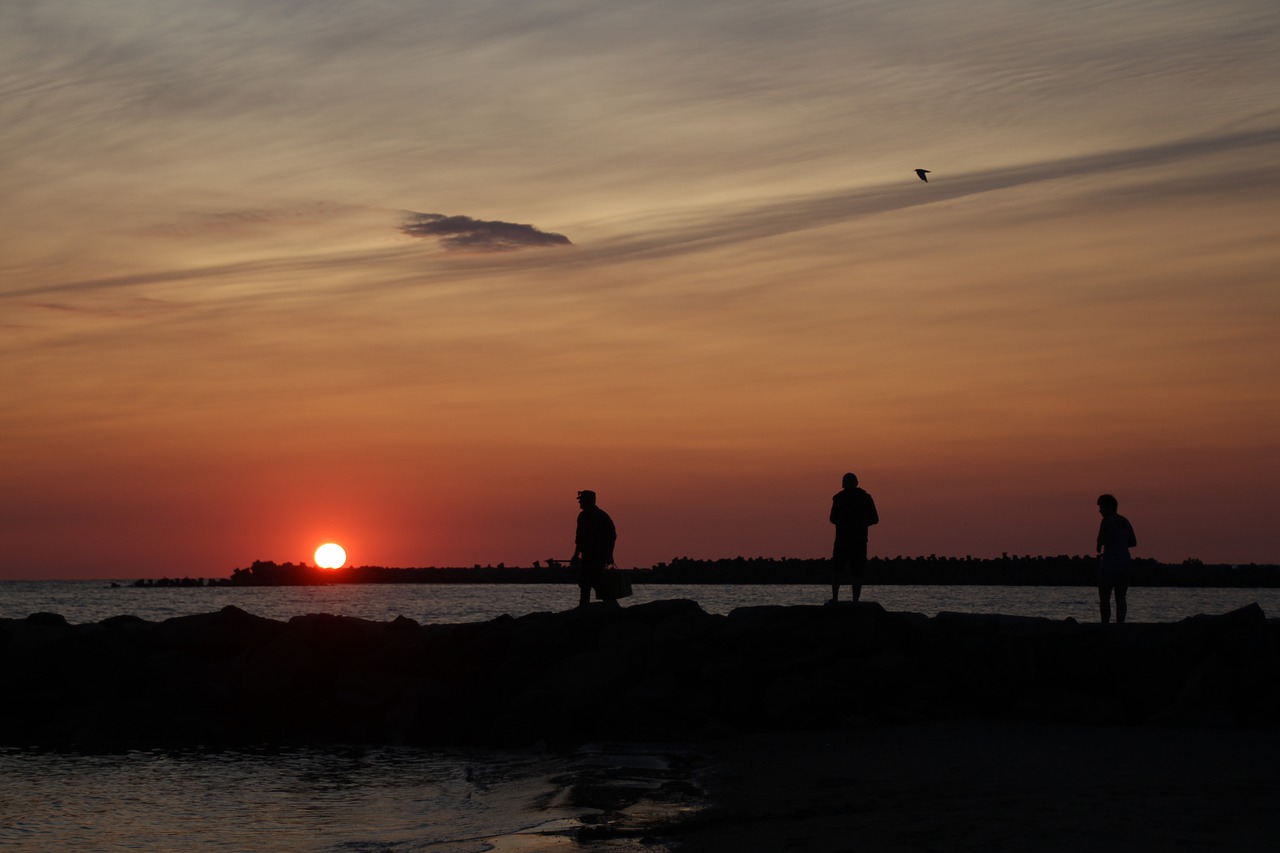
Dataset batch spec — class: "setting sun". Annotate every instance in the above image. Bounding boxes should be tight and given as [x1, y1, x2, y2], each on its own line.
[314, 543, 347, 570]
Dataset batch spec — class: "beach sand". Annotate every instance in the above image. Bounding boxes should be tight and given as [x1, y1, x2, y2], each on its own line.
[657, 722, 1280, 852]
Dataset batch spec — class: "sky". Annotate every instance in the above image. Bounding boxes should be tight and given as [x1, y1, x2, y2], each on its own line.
[3, 0, 1279, 579]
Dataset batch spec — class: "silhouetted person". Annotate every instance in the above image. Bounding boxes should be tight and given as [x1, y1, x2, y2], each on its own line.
[829, 473, 879, 603]
[1096, 493, 1137, 623]
[571, 489, 617, 607]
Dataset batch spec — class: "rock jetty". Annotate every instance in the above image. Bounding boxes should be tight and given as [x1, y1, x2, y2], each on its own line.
[2, 600, 1278, 749]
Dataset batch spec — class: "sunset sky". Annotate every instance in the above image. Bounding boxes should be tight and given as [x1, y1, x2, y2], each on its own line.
[4, 0, 1279, 579]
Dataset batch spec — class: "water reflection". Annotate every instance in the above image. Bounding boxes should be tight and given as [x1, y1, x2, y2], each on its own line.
[0, 746, 592, 852]
[0, 742, 700, 853]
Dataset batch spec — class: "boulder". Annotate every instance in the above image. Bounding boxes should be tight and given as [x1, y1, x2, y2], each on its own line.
[2, 600, 1277, 749]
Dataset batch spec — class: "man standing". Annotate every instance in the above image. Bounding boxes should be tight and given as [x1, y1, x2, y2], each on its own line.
[1096, 493, 1137, 623]
[830, 472, 879, 604]
[572, 489, 616, 607]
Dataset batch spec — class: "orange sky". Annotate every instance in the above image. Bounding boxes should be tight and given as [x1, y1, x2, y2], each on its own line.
[3, 1, 1279, 578]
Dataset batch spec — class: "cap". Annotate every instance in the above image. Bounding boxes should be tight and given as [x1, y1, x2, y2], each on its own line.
[577, 490, 596, 500]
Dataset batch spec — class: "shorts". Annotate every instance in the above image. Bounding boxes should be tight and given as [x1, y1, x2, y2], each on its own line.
[1098, 556, 1132, 589]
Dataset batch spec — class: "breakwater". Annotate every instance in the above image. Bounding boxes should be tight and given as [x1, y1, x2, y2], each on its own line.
[3, 600, 1278, 749]
[142, 556, 1280, 587]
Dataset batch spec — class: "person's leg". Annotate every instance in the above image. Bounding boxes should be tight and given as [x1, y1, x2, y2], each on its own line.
[850, 543, 867, 603]
[1114, 583, 1128, 624]
[1098, 584, 1112, 623]
[831, 556, 846, 603]
[580, 561, 603, 606]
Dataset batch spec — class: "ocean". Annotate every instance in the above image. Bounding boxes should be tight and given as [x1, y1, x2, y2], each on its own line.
[3, 581, 1278, 852]
[3, 579, 1279, 626]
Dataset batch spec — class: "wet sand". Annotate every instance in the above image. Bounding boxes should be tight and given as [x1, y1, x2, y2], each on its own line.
[488, 742, 711, 853]
[659, 723, 1280, 852]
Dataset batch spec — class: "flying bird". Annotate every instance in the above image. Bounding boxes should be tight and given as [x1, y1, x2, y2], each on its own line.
[914, 169, 931, 182]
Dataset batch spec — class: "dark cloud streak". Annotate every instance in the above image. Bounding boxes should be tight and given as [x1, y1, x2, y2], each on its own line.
[401, 211, 572, 252]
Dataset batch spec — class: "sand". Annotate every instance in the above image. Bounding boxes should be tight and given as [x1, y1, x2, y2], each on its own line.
[656, 722, 1280, 852]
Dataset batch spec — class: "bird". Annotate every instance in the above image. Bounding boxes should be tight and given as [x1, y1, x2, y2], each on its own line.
[914, 169, 931, 183]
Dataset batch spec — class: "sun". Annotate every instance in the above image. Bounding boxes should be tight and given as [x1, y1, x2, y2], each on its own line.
[314, 542, 347, 570]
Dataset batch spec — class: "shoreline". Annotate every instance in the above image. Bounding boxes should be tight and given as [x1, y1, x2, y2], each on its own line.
[654, 721, 1280, 852]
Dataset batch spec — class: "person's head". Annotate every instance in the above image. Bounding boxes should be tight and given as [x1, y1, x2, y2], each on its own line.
[577, 489, 597, 508]
[842, 472, 859, 490]
[1097, 493, 1118, 515]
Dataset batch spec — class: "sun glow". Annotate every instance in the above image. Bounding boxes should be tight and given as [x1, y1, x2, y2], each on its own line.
[314, 542, 347, 569]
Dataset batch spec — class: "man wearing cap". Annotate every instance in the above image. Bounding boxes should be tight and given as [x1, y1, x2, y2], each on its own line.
[571, 489, 617, 607]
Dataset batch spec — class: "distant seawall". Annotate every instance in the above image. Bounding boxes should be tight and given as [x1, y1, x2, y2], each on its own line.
[146, 556, 1280, 588]
[3, 601, 1278, 749]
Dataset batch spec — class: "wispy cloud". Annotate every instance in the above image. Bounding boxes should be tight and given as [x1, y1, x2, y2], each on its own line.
[400, 212, 572, 252]
[573, 125, 1280, 264]
[141, 202, 364, 239]
[12, 124, 1273, 308]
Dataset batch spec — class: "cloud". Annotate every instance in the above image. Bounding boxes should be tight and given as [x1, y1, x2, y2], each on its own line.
[571, 124, 1280, 265]
[400, 212, 572, 252]
[141, 202, 366, 239]
[8, 125, 1276, 307]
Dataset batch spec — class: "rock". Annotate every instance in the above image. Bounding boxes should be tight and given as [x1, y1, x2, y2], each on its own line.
[2, 601, 1277, 749]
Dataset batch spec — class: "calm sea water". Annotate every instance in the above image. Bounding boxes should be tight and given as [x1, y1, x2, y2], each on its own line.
[3, 581, 1277, 852]
[1, 580, 1277, 626]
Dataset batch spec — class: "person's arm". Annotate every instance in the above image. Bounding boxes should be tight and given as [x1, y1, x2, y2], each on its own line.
[571, 514, 584, 562]
[866, 494, 879, 527]
[1127, 520, 1137, 549]
[1097, 519, 1107, 553]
